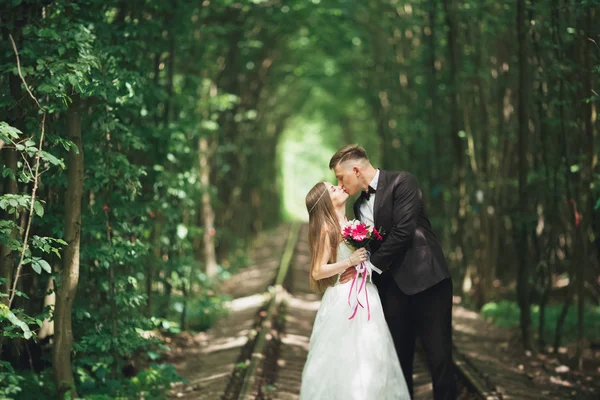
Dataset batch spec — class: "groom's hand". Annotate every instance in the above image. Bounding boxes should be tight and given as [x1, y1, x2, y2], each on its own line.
[339, 267, 356, 284]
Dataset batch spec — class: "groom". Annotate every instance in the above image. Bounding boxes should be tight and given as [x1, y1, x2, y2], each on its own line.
[331, 145, 456, 400]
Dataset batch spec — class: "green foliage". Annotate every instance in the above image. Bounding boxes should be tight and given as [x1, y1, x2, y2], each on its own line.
[176, 293, 229, 332]
[7, 363, 181, 400]
[481, 300, 600, 343]
[7, 370, 55, 400]
[0, 121, 63, 348]
[0, 304, 38, 340]
[3, 0, 278, 395]
[0, 361, 25, 399]
[0, 195, 43, 219]
[0, 122, 20, 143]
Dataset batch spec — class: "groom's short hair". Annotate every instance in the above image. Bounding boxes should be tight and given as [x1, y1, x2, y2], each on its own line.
[329, 144, 369, 169]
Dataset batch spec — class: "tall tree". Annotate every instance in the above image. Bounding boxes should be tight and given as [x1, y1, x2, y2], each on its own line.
[53, 94, 83, 398]
[516, 0, 533, 350]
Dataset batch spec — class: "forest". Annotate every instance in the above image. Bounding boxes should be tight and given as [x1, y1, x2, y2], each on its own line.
[0, 0, 598, 398]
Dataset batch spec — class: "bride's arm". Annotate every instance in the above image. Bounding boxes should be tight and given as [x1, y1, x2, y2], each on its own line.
[312, 243, 366, 281]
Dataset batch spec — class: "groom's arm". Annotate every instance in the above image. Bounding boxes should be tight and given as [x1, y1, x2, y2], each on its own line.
[370, 172, 420, 273]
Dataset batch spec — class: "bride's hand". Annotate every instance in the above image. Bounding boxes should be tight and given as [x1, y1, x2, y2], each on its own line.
[347, 248, 367, 266]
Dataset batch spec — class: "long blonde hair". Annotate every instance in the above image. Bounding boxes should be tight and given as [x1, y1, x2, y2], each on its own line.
[305, 182, 340, 293]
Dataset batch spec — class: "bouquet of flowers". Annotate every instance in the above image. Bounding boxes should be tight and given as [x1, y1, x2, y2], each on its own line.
[342, 219, 383, 250]
[341, 220, 384, 321]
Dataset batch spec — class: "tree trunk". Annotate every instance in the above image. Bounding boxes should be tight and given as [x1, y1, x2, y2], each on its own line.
[553, 281, 574, 352]
[162, 278, 172, 319]
[180, 281, 188, 331]
[576, 5, 596, 370]
[427, 0, 443, 203]
[442, 0, 469, 289]
[164, 27, 175, 123]
[442, 0, 464, 172]
[198, 136, 218, 278]
[53, 94, 83, 399]
[145, 242, 154, 317]
[475, 4, 494, 308]
[530, 5, 554, 350]
[516, 0, 533, 350]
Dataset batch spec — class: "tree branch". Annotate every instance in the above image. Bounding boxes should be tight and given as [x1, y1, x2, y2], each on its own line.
[7, 34, 47, 309]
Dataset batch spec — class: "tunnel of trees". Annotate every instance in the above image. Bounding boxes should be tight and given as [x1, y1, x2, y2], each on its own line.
[0, 0, 598, 398]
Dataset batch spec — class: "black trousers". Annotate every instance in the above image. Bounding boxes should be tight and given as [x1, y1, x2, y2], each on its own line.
[377, 276, 457, 400]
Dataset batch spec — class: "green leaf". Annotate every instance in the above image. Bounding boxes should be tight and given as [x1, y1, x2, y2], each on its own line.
[15, 290, 30, 299]
[31, 262, 42, 274]
[39, 151, 65, 168]
[2, 168, 15, 180]
[0, 122, 21, 139]
[37, 259, 52, 273]
[0, 304, 33, 340]
[33, 201, 44, 217]
[0, 360, 15, 373]
[37, 83, 57, 94]
[147, 351, 161, 360]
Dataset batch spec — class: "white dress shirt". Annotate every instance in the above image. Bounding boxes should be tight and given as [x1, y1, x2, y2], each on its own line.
[358, 169, 382, 274]
[359, 169, 379, 227]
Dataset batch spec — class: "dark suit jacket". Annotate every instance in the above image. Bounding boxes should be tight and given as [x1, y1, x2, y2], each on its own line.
[353, 170, 451, 295]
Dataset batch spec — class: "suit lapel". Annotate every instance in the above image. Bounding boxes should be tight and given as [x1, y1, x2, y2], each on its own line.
[372, 169, 387, 227]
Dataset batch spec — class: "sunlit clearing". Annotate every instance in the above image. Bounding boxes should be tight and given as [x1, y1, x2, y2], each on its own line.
[278, 116, 337, 221]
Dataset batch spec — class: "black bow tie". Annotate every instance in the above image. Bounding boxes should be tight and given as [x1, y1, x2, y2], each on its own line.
[361, 186, 376, 201]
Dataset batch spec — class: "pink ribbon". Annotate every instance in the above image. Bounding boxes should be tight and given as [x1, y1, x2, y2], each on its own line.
[347, 261, 371, 321]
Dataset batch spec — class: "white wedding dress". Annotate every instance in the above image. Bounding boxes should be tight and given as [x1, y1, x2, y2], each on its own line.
[300, 242, 410, 400]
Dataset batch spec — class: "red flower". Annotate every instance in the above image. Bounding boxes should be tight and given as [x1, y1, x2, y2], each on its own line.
[103, 205, 110, 211]
[343, 225, 353, 238]
[372, 228, 383, 241]
[351, 224, 368, 241]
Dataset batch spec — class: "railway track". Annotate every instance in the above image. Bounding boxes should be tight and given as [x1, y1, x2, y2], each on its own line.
[211, 223, 502, 399]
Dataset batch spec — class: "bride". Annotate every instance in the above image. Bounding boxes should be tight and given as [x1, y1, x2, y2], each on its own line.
[300, 182, 410, 400]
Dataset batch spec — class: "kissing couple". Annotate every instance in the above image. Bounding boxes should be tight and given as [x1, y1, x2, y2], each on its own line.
[300, 144, 457, 400]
